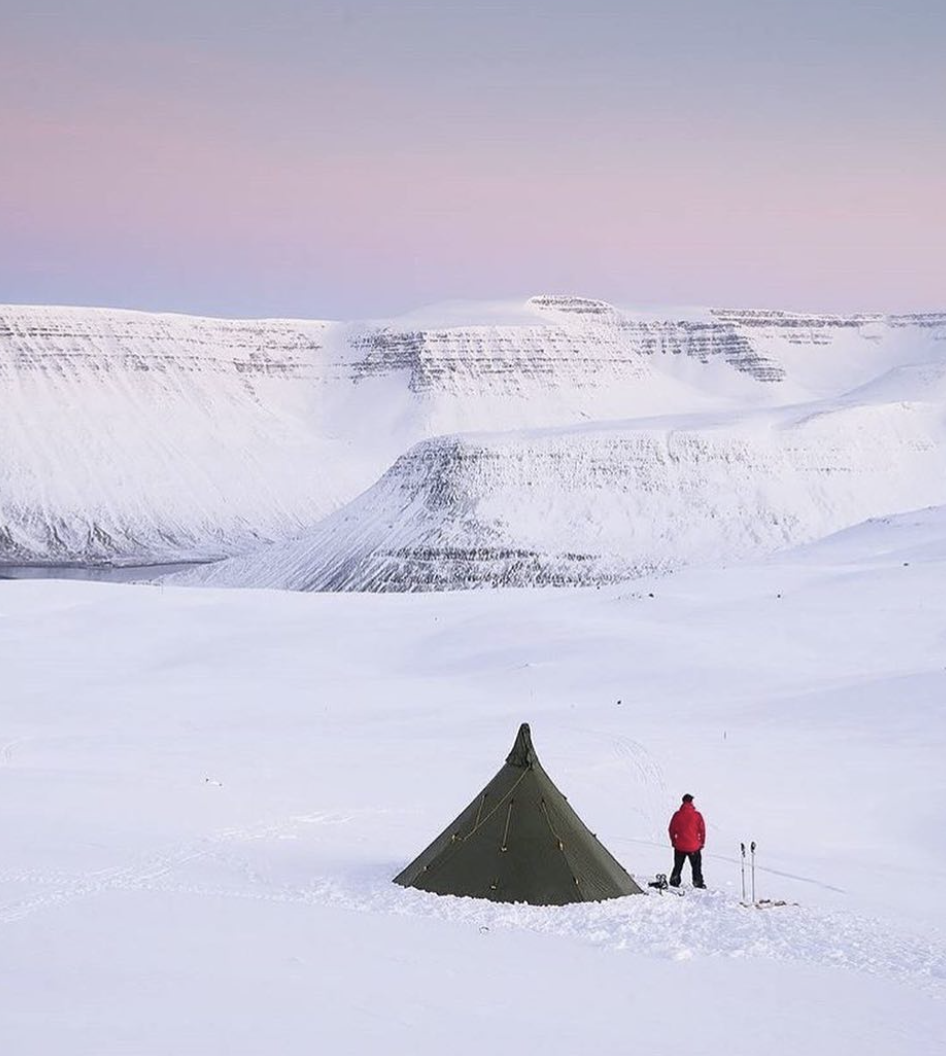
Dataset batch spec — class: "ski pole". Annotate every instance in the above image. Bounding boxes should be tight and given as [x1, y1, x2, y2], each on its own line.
[740, 842, 746, 902]
[750, 841, 756, 904]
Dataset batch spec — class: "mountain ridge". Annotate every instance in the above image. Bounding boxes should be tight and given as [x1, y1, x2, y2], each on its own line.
[3, 297, 945, 579]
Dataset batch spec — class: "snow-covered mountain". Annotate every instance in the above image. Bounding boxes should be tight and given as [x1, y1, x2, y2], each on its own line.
[0, 306, 339, 563]
[2, 297, 945, 581]
[172, 394, 946, 591]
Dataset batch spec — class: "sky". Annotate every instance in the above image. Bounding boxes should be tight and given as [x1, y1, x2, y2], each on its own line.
[1, 0, 943, 319]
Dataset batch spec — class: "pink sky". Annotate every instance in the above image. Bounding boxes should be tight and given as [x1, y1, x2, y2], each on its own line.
[2, 4, 943, 318]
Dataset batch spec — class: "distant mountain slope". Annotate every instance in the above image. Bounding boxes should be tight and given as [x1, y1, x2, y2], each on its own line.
[2, 297, 944, 568]
[778, 503, 946, 568]
[0, 306, 341, 563]
[171, 391, 946, 591]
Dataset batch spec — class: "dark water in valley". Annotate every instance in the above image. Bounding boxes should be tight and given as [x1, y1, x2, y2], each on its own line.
[0, 561, 207, 583]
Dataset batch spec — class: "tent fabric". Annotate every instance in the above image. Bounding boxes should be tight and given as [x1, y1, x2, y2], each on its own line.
[394, 723, 644, 905]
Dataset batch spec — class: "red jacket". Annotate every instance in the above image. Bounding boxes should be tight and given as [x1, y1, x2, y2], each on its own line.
[668, 802, 705, 853]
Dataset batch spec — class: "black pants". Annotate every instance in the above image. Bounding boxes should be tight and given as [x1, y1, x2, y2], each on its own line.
[670, 849, 704, 887]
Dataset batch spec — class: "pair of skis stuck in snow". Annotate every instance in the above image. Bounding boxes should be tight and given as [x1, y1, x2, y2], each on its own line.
[740, 840, 796, 909]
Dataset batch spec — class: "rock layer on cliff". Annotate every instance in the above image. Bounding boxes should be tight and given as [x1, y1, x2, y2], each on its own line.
[2, 296, 944, 574]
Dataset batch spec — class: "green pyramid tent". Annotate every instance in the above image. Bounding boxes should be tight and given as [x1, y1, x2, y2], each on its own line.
[394, 723, 643, 905]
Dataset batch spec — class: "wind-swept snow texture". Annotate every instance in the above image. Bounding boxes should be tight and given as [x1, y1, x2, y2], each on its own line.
[2, 298, 945, 580]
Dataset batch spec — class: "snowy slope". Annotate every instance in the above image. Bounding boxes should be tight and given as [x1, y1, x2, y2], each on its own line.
[174, 381, 946, 590]
[3, 298, 944, 567]
[1, 510, 944, 1053]
[0, 306, 343, 563]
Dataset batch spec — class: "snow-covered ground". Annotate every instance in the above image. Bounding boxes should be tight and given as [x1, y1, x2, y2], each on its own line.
[1, 508, 944, 1053]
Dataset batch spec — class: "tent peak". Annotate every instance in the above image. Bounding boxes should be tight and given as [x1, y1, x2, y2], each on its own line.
[506, 722, 537, 768]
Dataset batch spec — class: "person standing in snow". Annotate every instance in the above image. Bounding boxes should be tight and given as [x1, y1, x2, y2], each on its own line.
[668, 793, 706, 888]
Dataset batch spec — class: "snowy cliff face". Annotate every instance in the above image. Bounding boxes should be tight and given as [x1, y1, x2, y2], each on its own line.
[350, 296, 784, 394]
[0, 307, 347, 563]
[2, 298, 945, 574]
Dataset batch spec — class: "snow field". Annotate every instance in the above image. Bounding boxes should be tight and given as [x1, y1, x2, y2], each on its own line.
[1, 508, 945, 1052]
